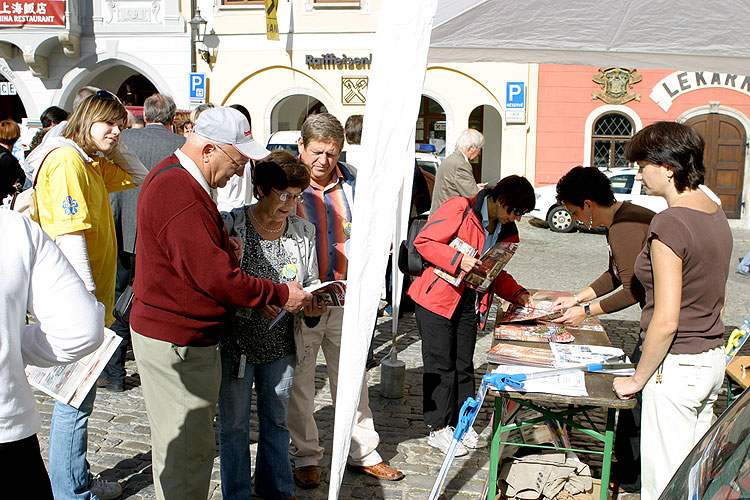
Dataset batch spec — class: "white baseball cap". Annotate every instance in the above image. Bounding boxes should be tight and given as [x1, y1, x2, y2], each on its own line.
[193, 107, 271, 160]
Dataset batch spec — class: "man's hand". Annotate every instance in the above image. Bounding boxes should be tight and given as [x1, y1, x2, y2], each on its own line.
[459, 255, 481, 273]
[477, 182, 488, 190]
[303, 295, 328, 317]
[282, 281, 312, 313]
[229, 237, 243, 260]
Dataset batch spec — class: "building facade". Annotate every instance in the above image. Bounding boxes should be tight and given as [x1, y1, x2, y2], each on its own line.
[535, 64, 750, 222]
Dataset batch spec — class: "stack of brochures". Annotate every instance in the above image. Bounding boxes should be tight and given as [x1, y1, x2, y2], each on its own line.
[486, 343, 556, 367]
[494, 324, 574, 343]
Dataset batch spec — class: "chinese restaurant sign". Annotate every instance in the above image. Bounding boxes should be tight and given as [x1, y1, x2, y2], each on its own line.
[0, 0, 65, 26]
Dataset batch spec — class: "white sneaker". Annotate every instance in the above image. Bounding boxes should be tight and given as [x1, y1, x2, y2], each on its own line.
[428, 426, 468, 457]
[462, 427, 487, 449]
[90, 474, 122, 500]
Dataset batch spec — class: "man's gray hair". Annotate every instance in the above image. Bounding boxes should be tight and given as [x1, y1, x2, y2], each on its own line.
[144, 93, 177, 125]
[72, 86, 100, 111]
[455, 129, 485, 151]
[301, 113, 344, 149]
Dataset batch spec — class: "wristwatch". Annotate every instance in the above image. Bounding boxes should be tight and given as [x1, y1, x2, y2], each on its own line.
[584, 304, 592, 318]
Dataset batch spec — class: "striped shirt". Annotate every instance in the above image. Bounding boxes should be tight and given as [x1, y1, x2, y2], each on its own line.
[297, 165, 352, 281]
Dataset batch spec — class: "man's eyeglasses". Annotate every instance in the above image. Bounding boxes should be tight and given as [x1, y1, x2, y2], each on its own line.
[94, 90, 121, 104]
[215, 144, 247, 171]
[272, 189, 304, 204]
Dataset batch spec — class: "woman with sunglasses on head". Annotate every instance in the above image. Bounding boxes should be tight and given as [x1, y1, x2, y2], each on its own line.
[408, 175, 535, 456]
[26, 89, 147, 500]
[218, 150, 325, 500]
[612, 122, 732, 500]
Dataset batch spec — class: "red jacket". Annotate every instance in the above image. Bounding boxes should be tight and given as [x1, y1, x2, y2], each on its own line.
[407, 192, 527, 328]
[131, 155, 289, 346]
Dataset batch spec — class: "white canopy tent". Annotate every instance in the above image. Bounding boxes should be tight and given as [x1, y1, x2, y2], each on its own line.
[329, 1, 750, 497]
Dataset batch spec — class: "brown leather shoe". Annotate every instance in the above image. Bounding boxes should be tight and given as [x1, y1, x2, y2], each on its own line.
[293, 465, 320, 489]
[347, 461, 405, 481]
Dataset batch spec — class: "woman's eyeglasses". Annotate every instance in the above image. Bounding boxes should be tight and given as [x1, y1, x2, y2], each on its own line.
[272, 189, 303, 203]
[94, 90, 121, 103]
[512, 208, 528, 217]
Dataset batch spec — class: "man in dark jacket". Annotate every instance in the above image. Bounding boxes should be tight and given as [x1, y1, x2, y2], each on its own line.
[101, 93, 186, 392]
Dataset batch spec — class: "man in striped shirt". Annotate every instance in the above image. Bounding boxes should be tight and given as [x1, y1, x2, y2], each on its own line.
[288, 113, 404, 488]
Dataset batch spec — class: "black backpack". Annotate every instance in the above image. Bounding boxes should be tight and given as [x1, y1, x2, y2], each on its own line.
[397, 201, 472, 276]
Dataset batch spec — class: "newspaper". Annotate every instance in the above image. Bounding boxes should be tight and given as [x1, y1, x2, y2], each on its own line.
[489, 364, 588, 397]
[25, 328, 122, 408]
[549, 343, 635, 375]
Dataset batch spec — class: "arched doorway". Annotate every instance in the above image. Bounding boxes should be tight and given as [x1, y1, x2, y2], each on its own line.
[270, 94, 327, 133]
[416, 95, 446, 157]
[0, 76, 26, 123]
[469, 105, 502, 183]
[685, 113, 746, 219]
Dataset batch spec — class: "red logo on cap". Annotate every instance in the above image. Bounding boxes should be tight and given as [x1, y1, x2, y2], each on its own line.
[244, 130, 252, 136]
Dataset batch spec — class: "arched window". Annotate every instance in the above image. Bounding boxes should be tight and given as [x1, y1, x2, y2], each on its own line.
[591, 112, 634, 170]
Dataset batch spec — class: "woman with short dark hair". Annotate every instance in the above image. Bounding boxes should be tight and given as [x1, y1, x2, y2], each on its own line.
[219, 150, 325, 500]
[613, 121, 732, 500]
[0, 119, 24, 201]
[408, 175, 535, 456]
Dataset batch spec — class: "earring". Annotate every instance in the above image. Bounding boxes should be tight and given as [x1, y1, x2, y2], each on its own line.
[587, 214, 593, 230]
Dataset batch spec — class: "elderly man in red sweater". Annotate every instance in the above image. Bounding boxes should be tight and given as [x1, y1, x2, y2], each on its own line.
[130, 107, 310, 500]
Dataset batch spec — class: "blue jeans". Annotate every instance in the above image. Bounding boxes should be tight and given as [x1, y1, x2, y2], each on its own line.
[49, 386, 97, 499]
[219, 352, 296, 500]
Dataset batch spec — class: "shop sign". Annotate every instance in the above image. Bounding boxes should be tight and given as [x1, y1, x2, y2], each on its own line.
[307, 53, 372, 70]
[0, 0, 65, 26]
[0, 81, 16, 95]
[342, 76, 367, 105]
[650, 71, 750, 111]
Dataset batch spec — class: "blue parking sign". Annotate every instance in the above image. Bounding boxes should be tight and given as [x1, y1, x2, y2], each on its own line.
[190, 73, 206, 102]
[506, 82, 525, 109]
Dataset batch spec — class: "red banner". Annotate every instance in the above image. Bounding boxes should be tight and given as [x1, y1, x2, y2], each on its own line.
[0, 0, 65, 26]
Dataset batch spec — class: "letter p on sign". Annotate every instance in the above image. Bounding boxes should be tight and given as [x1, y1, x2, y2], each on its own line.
[506, 82, 525, 109]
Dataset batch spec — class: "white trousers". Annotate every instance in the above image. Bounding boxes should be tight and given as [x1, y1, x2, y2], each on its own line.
[640, 346, 724, 500]
[287, 307, 382, 467]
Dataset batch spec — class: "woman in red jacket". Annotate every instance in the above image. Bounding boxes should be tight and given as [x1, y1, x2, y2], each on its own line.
[408, 175, 535, 456]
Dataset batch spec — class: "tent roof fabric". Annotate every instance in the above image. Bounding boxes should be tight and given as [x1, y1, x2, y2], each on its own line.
[429, 0, 750, 74]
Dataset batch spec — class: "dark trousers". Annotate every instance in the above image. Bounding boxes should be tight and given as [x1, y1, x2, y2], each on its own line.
[103, 251, 133, 385]
[0, 434, 53, 499]
[416, 288, 478, 430]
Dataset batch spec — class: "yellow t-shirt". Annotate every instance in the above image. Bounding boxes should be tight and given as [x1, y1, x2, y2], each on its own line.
[34, 147, 135, 326]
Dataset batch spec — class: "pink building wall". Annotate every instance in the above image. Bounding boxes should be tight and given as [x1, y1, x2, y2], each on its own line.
[535, 64, 750, 186]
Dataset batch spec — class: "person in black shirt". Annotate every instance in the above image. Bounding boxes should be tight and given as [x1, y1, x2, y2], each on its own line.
[0, 119, 24, 202]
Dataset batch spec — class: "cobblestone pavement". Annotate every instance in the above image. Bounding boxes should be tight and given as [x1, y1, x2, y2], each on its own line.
[34, 219, 750, 499]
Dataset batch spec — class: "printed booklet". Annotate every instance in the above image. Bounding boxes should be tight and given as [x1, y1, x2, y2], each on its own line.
[434, 238, 517, 292]
[486, 343, 556, 367]
[494, 324, 575, 343]
[25, 328, 122, 409]
[269, 280, 347, 329]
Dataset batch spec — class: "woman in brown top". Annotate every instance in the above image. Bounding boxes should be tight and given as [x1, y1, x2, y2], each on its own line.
[551, 166, 655, 326]
[614, 122, 732, 500]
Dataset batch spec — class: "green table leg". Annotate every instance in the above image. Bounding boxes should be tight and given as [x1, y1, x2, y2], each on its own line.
[599, 407, 616, 500]
[487, 397, 502, 500]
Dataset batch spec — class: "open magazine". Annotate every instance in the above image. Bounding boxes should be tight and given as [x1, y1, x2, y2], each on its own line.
[269, 280, 347, 329]
[434, 238, 517, 293]
[25, 328, 122, 408]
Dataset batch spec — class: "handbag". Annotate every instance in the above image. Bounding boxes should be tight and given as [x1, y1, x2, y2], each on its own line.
[113, 284, 134, 325]
[397, 201, 473, 277]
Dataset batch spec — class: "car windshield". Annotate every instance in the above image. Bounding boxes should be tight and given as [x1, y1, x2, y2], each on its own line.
[267, 143, 299, 156]
[660, 388, 750, 500]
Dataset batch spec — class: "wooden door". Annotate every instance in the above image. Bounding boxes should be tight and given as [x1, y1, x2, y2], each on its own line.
[686, 113, 746, 219]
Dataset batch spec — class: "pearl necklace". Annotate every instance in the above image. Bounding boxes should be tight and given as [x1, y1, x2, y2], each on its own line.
[249, 205, 285, 233]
